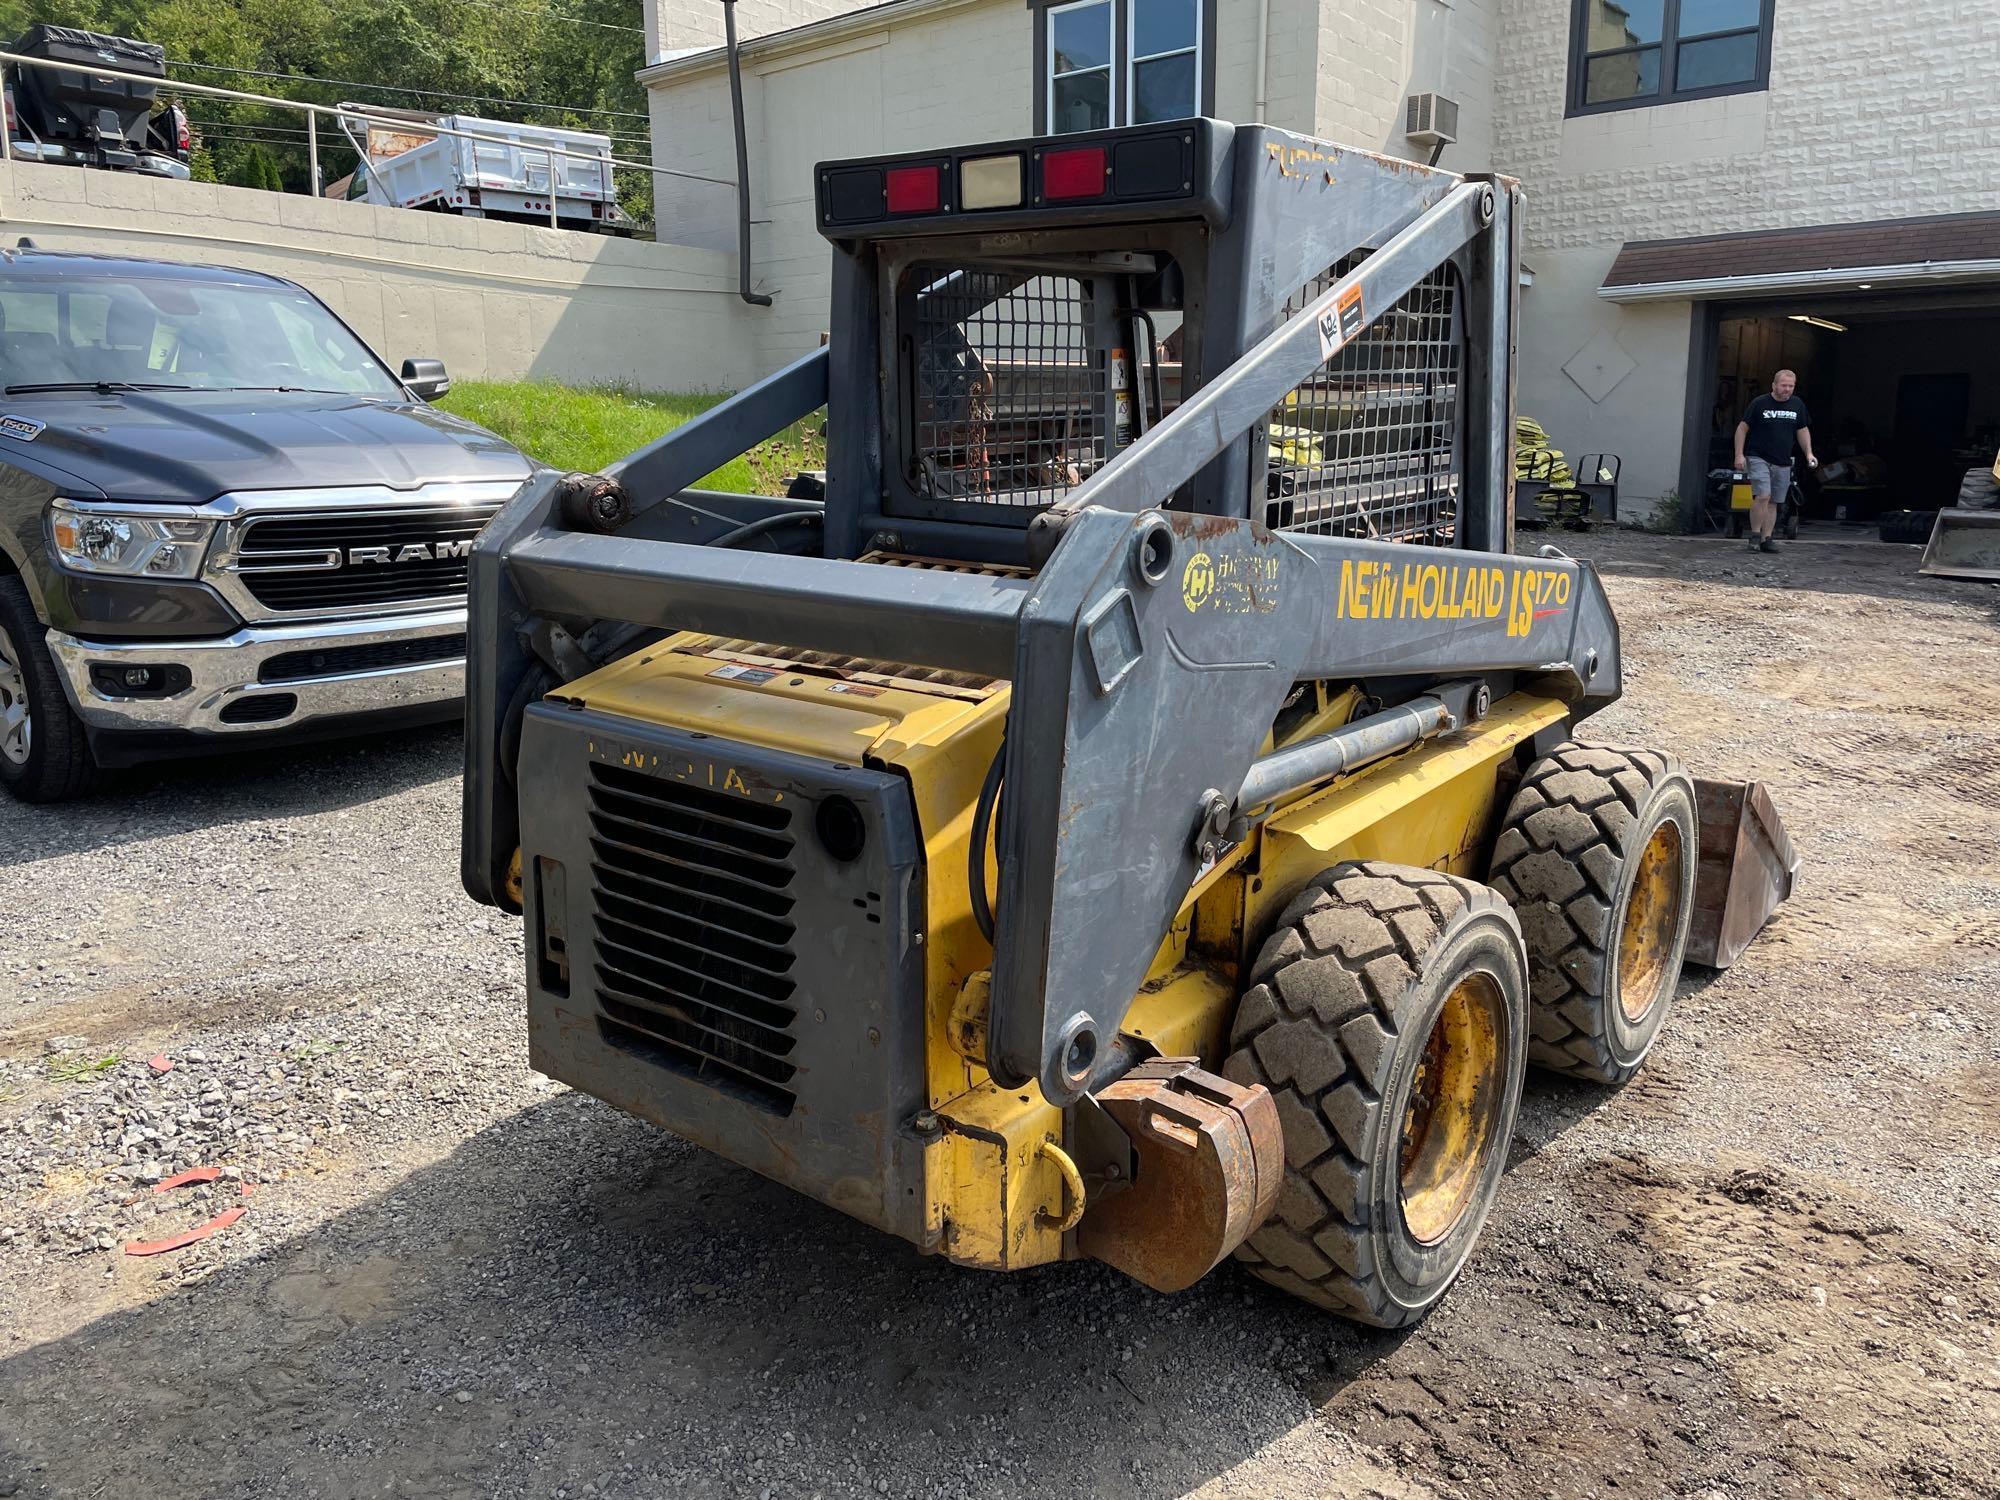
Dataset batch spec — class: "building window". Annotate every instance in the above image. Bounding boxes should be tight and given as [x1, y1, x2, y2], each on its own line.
[1568, 0, 1772, 116]
[1129, 0, 1198, 125]
[1050, 0, 1114, 133]
[1036, 0, 1210, 135]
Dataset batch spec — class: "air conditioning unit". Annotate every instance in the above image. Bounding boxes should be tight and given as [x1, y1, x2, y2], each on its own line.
[1405, 93, 1459, 147]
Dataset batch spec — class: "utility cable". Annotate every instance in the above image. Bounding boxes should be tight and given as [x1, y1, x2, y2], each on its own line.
[169, 60, 650, 119]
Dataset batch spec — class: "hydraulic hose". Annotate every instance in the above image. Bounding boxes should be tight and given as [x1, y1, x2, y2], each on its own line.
[709, 510, 823, 549]
[970, 734, 1006, 944]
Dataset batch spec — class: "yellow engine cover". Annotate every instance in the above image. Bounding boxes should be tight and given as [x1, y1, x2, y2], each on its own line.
[560, 627, 1567, 1275]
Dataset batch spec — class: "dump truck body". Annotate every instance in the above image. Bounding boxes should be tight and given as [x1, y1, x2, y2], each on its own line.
[464, 119, 1792, 1320]
[337, 107, 629, 233]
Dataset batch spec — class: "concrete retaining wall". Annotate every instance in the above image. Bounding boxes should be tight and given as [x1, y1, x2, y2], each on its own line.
[0, 160, 762, 393]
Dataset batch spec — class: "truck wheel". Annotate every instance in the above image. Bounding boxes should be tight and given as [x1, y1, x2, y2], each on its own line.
[0, 575, 97, 804]
[1222, 861, 1529, 1327]
[1488, 744, 1696, 1085]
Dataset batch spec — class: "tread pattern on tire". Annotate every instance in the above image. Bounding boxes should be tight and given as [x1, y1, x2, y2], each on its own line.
[1487, 742, 1683, 1085]
[1222, 859, 1508, 1327]
[0, 573, 97, 804]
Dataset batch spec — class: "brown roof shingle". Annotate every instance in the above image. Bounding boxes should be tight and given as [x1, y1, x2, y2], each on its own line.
[1602, 212, 2000, 289]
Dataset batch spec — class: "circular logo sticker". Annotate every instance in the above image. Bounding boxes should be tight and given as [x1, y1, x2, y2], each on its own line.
[1182, 550, 1215, 612]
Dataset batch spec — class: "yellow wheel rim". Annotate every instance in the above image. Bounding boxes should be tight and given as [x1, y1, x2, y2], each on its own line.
[1398, 971, 1506, 1246]
[1617, 821, 1685, 1022]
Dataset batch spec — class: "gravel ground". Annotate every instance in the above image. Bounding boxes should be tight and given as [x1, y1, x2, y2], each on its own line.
[2, 526, 1998, 1499]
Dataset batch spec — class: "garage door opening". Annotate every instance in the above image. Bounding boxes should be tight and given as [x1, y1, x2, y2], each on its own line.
[1698, 294, 2000, 532]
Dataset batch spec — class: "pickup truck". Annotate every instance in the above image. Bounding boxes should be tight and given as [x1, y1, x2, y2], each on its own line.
[0, 247, 533, 802]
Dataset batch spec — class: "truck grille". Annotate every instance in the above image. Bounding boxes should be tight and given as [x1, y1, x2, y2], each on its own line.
[584, 761, 801, 1115]
[234, 507, 497, 613]
[258, 632, 467, 684]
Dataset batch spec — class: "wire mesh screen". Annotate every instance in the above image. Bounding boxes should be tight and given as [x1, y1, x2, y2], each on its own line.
[1263, 257, 1463, 543]
[907, 267, 1107, 510]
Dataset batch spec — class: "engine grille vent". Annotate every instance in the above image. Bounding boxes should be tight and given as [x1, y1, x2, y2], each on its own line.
[235, 506, 497, 613]
[585, 761, 801, 1115]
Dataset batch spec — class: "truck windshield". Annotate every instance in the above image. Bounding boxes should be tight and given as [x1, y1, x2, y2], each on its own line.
[0, 273, 405, 398]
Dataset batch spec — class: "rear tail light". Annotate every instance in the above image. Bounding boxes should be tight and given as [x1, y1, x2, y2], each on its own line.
[1041, 145, 1107, 201]
[818, 125, 1203, 228]
[174, 107, 189, 152]
[885, 164, 941, 215]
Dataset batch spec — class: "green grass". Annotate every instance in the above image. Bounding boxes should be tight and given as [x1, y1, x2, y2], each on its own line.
[48, 1054, 121, 1085]
[438, 381, 826, 495]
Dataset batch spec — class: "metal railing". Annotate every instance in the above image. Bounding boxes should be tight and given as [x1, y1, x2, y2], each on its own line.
[0, 47, 734, 233]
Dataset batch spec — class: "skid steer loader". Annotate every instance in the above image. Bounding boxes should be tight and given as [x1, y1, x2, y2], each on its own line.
[461, 120, 1795, 1325]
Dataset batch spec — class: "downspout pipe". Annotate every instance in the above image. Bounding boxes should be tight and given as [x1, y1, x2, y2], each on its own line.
[1252, 0, 1270, 121]
[722, 0, 772, 307]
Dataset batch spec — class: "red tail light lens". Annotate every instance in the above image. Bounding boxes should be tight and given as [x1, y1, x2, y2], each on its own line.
[1041, 145, 1107, 201]
[885, 165, 941, 215]
[175, 109, 190, 151]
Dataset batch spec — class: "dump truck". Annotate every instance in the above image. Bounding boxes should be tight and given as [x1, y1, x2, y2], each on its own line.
[333, 105, 632, 235]
[461, 119, 1794, 1324]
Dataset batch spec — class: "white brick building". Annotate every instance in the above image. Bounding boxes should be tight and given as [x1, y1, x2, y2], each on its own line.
[644, 0, 2000, 520]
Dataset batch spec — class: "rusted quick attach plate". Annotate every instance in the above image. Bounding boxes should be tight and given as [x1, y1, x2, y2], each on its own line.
[1687, 777, 1799, 970]
[1075, 1057, 1283, 1294]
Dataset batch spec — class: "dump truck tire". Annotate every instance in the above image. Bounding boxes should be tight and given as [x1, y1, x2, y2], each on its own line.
[1223, 861, 1528, 1328]
[1488, 744, 1697, 1085]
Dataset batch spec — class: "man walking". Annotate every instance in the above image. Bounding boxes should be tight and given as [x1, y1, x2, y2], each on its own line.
[1734, 369, 1818, 553]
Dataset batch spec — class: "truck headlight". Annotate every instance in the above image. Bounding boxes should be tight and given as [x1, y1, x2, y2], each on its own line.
[48, 500, 215, 580]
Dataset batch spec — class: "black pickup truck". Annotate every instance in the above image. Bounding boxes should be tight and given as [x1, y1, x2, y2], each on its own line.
[0, 247, 533, 801]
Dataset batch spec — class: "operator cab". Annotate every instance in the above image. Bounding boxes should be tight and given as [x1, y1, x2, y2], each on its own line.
[808, 120, 1476, 566]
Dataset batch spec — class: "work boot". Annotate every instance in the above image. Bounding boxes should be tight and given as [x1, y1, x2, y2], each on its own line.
[1759, 538, 1779, 554]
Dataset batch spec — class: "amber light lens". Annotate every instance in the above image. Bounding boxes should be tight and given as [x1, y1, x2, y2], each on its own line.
[960, 154, 1023, 210]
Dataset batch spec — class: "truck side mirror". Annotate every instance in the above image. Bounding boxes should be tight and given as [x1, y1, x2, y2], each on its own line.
[400, 357, 450, 402]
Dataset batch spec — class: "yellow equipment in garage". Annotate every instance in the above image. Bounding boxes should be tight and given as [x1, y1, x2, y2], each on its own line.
[463, 120, 1795, 1325]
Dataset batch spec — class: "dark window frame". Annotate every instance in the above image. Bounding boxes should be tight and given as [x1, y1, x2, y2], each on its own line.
[1566, 0, 1775, 118]
[1029, 0, 1217, 136]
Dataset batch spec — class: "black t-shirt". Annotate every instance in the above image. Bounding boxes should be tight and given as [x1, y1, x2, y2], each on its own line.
[1741, 394, 1812, 463]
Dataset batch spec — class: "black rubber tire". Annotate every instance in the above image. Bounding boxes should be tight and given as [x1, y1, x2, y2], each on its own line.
[1488, 744, 1697, 1086]
[0, 574, 98, 804]
[1956, 464, 2000, 511]
[1222, 861, 1529, 1328]
[1878, 509, 1937, 546]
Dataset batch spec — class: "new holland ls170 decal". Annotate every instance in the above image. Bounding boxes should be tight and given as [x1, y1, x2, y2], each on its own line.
[1336, 559, 1571, 639]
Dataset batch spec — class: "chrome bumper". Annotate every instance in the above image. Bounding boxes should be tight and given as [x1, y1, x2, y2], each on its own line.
[46, 608, 467, 735]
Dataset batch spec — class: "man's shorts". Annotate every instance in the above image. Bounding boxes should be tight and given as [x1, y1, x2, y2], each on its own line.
[1745, 455, 1791, 502]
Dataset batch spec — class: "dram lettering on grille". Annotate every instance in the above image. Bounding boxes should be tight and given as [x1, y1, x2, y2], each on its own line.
[237, 509, 495, 612]
[585, 762, 801, 1115]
